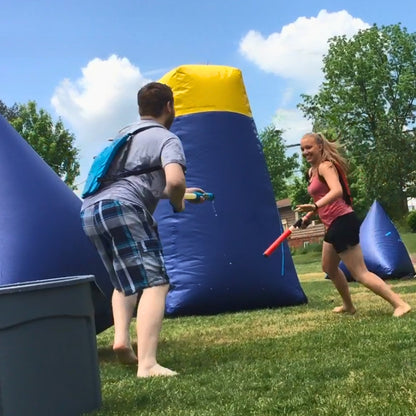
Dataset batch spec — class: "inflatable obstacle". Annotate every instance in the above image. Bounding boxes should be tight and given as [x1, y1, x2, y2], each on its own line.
[155, 65, 307, 315]
[339, 201, 415, 281]
[0, 115, 113, 333]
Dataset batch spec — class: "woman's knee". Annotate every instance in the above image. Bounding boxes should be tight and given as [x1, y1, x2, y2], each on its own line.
[321, 256, 338, 275]
[322, 264, 330, 275]
[341, 263, 366, 282]
[322, 263, 339, 277]
[322, 266, 342, 280]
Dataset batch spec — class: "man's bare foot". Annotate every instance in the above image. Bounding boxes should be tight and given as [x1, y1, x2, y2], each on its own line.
[113, 346, 137, 365]
[332, 305, 356, 315]
[393, 303, 411, 317]
[137, 364, 178, 378]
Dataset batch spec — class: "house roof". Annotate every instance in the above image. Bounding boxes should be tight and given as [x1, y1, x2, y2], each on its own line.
[276, 198, 291, 208]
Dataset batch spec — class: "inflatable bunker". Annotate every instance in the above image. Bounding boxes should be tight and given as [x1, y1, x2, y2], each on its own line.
[339, 200, 415, 281]
[155, 65, 307, 316]
[0, 115, 113, 333]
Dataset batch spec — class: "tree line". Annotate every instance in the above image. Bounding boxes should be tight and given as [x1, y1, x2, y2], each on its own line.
[1, 23, 415, 220]
[260, 23, 416, 221]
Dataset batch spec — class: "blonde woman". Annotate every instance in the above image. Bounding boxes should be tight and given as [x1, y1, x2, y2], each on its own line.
[296, 132, 411, 317]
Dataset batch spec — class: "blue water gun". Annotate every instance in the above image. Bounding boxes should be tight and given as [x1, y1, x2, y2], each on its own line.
[184, 192, 215, 201]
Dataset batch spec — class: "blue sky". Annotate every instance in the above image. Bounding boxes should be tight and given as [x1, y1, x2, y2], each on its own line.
[1, 0, 416, 188]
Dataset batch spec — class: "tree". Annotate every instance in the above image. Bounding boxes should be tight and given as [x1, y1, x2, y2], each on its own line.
[287, 157, 311, 208]
[4, 101, 80, 189]
[0, 99, 19, 120]
[259, 126, 299, 200]
[298, 23, 416, 220]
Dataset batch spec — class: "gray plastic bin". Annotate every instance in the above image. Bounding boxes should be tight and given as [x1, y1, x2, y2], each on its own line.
[0, 275, 102, 416]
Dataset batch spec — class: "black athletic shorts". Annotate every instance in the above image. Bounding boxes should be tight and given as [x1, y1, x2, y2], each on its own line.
[324, 212, 360, 253]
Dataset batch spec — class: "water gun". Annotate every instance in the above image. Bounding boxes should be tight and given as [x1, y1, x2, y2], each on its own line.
[184, 192, 215, 201]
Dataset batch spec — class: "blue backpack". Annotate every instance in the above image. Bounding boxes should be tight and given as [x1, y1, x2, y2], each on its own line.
[82, 125, 162, 198]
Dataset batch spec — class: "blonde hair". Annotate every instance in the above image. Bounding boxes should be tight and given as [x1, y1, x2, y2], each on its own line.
[302, 132, 348, 173]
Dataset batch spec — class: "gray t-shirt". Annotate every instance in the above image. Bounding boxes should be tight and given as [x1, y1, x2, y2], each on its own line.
[81, 120, 186, 214]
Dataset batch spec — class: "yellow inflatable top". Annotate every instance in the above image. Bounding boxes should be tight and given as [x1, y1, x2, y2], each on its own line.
[159, 65, 252, 118]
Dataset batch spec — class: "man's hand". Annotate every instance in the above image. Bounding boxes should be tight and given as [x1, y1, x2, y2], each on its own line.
[185, 187, 208, 204]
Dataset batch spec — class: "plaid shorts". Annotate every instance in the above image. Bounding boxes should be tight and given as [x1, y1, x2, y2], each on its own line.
[81, 200, 169, 295]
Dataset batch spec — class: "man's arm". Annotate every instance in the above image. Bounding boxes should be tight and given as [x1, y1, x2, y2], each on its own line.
[163, 163, 186, 212]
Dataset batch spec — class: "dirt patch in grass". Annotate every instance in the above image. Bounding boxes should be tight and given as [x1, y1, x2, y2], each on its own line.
[299, 272, 325, 282]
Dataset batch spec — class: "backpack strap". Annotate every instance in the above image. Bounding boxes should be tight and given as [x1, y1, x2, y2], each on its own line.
[100, 125, 163, 183]
[334, 163, 353, 206]
[316, 162, 353, 206]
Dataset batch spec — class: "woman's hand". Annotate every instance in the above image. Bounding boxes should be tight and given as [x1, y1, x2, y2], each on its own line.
[295, 203, 316, 213]
[300, 216, 312, 229]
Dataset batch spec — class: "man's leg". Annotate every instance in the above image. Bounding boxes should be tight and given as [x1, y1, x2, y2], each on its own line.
[136, 284, 177, 378]
[112, 289, 138, 364]
[81, 203, 138, 364]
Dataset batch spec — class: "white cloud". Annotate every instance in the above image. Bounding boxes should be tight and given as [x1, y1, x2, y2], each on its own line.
[273, 108, 313, 145]
[51, 55, 151, 189]
[280, 87, 295, 108]
[240, 9, 370, 158]
[239, 9, 370, 89]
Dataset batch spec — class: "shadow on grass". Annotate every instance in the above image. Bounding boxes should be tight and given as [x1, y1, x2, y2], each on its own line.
[97, 343, 139, 364]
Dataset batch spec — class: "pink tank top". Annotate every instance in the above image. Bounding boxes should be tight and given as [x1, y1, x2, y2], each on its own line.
[307, 173, 353, 228]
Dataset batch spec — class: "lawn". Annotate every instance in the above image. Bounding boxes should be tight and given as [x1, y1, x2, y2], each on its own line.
[91, 234, 416, 416]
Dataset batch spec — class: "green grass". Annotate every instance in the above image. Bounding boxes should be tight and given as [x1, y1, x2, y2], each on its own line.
[91, 237, 416, 416]
[401, 232, 416, 254]
[291, 250, 323, 275]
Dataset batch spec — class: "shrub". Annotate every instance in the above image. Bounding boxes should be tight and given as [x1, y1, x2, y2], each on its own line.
[406, 211, 416, 232]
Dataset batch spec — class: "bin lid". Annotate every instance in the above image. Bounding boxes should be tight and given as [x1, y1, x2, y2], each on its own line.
[0, 275, 96, 295]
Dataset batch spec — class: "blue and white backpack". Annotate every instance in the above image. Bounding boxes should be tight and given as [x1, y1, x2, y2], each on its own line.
[82, 125, 162, 198]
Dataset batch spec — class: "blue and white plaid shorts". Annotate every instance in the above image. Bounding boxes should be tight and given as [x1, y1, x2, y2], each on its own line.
[81, 200, 169, 295]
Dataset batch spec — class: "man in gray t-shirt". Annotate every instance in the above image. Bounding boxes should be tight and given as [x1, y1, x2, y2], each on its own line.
[81, 82, 206, 378]
[81, 118, 187, 214]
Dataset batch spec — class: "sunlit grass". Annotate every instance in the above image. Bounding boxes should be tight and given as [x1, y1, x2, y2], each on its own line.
[401, 232, 416, 254]
[91, 243, 416, 416]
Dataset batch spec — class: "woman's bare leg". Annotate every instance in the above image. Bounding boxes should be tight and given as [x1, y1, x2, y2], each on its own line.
[340, 244, 411, 317]
[322, 242, 356, 314]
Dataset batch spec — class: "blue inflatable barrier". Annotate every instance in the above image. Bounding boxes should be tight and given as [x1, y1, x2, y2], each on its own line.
[155, 65, 307, 315]
[0, 115, 113, 333]
[339, 201, 415, 281]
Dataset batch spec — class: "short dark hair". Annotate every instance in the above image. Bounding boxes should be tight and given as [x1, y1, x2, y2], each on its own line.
[137, 82, 174, 117]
